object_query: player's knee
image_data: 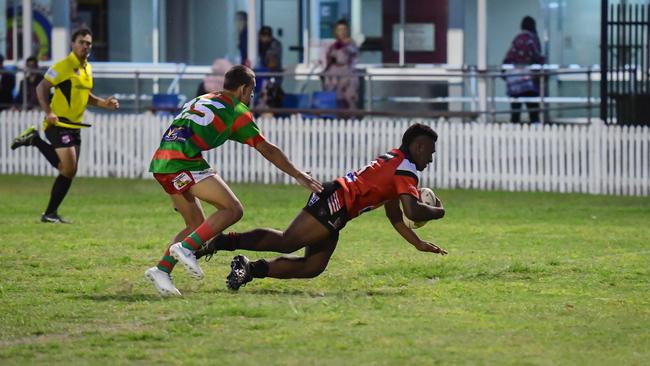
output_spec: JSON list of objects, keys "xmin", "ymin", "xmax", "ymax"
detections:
[
  {"xmin": 303, "ymin": 261, "xmax": 328, "ymax": 278},
  {"xmin": 229, "ymin": 201, "xmax": 244, "ymax": 222},
  {"xmin": 303, "ymin": 267, "xmax": 325, "ymax": 278},
  {"xmin": 218, "ymin": 200, "xmax": 243, "ymax": 225},
  {"xmin": 187, "ymin": 217, "xmax": 204, "ymax": 230},
  {"xmin": 59, "ymin": 165, "xmax": 77, "ymax": 178},
  {"xmin": 278, "ymin": 233, "xmax": 302, "ymax": 253},
  {"xmin": 278, "ymin": 244, "xmax": 300, "ymax": 254}
]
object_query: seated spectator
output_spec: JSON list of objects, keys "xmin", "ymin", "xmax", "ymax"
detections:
[
  {"xmin": 196, "ymin": 58, "xmax": 233, "ymax": 97},
  {"xmin": 0, "ymin": 54, "xmax": 16, "ymax": 111},
  {"xmin": 255, "ymin": 55, "xmax": 284, "ymax": 108},
  {"xmin": 16, "ymin": 56, "xmax": 43, "ymax": 109},
  {"xmin": 255, "ymin": 26, "xmax": 284, "ymax": 109}
]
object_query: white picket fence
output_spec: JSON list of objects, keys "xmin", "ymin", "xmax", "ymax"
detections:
[{"xmin": 1, "ymin": 110, "xmax": 649, "ymax": 196}]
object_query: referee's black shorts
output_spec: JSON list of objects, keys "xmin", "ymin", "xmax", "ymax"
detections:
[{"xmin": 45, "ymin": 126, "xmax": 81, "ymax": 148}]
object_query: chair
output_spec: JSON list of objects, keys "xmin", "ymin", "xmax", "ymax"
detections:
[
  {"xmin": 282, "ymin": 93, "xmax": 309, "ymax": 109},
  {"xmin": 310, "ymin": 91, "xmax": 337, "ymax": 118},
  {"xmin": 152, "ymin": 94, "xmax": 180, "ymax": 114},
  {"xmin": 311, "ymin": 91, "xmax": 337, "ymax": 109}
]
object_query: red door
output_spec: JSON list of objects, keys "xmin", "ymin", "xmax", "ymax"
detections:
[{"xmin": 382, "ymin": 0, "xmax": 448, "ymax": 64}]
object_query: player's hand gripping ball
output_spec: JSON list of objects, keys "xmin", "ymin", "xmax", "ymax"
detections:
[{"xmin": 402, "ymin": 187, "xmax": 437, "ymax": 229}]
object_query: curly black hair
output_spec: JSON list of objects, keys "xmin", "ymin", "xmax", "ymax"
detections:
[{"xmin": 401, "ymin": 123, "xmax": 438, "ymax": 147}]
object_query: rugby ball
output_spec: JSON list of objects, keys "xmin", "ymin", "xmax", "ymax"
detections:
[{"xmin": 402, "ymin": 188, "xmax": 437, "ymax": 229}]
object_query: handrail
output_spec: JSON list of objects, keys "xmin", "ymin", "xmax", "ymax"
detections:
[
  {"xmin": 252, "ymin": 104, "xmax": 596, "ymax": 120},
  {"xmin": 2, "ymin": 63, "xmax": 632, "ymax": 79},
  {"xmin": 0, "ymin": 64, "xmax": 615, "ymax": 123},
  {"xmin": 166, "ymin": 63, "xmax": 187, "ymax": 94}
]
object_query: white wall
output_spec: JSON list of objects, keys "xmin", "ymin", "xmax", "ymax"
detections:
[
  {"xmin": 361, "ymin": 0, "xmax": 382, "ymax": 36},
  {"xmin": 463, "ymin": 0, "xmax": 601, "ymax": 67},
  {"xmin": 108, "ymin": 0, "xmax": 131, "ymax": 61},
  {"xmin": 188, "ymin": 0, "xmax": 236, "ymax": 64},
  {"xmin": 130, "ymin": 0, "xmax": 154, "ymax": 62},
  {"xmin": 0, "ymin": 0, "xmax": 607, "ymax": 67},
  {"xmin": 464, "ymin": 0, "xmax": 542, "ymax": 66},
  {"xmin": 263, "ymin": 0, "xmax": 300, "ymax": 65},
  {"xmin": 0, "ymin": 0, "xmax": 6, "ymax": 58},
  {"xmin": 559, "ymin": 0, "xmax": 601, "ymax": 65}
]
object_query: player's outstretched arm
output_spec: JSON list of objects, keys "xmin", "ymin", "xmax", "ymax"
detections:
[
  {"xmin": 255, "ymin": 140, "xmax": 323, "ymax": 193},
  {"xmin": 88, "ymin": 93, "xmax": 120, "ymax": 110},
  {"xmin": 400, "ymin": 194, "xmax": 445, "ymax": 223},
  {"xmin": 384, "ymin": 199, "xmax": 447, "ymax": 255}
]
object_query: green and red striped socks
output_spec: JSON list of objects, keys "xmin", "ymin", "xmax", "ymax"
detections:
[
  {"xmin": 180, "ymin": 221, "xmax": 217, "ymax": 251},
  {"xmin": 157, "ymin": 246, "xmax": 177, "ymax": 273},
  {"xmin": 156, "ymin": 221, "xmax": 217, "ymax": 274}
]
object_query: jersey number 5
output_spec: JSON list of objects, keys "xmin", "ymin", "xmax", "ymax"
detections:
[{"xmin": 177, "ymin": 98, "xmax": 226, "ymax": 126}]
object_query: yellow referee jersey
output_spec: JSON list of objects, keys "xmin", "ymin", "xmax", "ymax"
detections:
[{"xmin": 43, "ymin": 52, "xmax": 93, "ymax": 129}]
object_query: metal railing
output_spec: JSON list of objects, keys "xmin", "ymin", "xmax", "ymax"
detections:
[
  {"xmin": 1, "ymin": 63, "xmax": 604, "ymax": 122},
  {"xmin": 253, "ymin": 65, "xmax": 601, "ymax": 123}
]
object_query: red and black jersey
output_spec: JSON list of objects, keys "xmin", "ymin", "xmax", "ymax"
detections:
[{"xmin": 335, "ymin": 147, "xmax": 420, "ymax": 219}]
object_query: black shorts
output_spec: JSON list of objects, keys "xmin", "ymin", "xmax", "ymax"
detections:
[
  {"xmin": 45, "ymin": 126, "xmax": 82, "ymax": 148},
  {"xmin": 303, "ymin": 181, "xmax": 349, "ymax": 238}
]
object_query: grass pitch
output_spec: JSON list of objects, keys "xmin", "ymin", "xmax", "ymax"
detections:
[{"xmin": 0, "ymin": 175, "xmax": 649, "ymax": 365}]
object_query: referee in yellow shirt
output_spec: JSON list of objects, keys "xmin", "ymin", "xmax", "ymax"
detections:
[{"xmin": 10, "ymin": 28, "xmax": 119, "ymax": 223}]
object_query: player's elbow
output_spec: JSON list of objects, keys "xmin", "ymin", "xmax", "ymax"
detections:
[
  {"xmin": 434, "ymin": 208, "xmax": 445, "ymax": 219},
  {"xmin": 255, "ymin": 140, "xmax": 276, "ymax": 157},
  {"xmin": 402, "ymin": 206, "xmax": 419, "ymax": 222},
  {"xmin": 385, "ymin": 209, "xmax": 401, "ymax": 223},
  {"xmin": 36, "ymin": 82, "xmax": 48, "ymax": 100}
]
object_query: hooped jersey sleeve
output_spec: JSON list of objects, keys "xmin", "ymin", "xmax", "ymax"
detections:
[{"xmin": 229, "ymin": 111, "xmax": 266, "ymax": 147}]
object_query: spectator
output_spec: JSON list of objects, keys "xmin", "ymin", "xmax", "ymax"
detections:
[
  {"xmin": 196, "ymin": 58, "xmax": 233, "ymax": 97},
  {"xmin": 322, "ymin": 19, "xmax": 359, "ymax": 110},
  {"xmin": 503, "ymin": 16, "xmax": 545, "ymax": 123},
  {"xmin": 0, "ymin": 54, "xmax": 16, "ymax": 111},
  {"xmin": 258, "ymin": 26, "xmax": 282, "ymax": 72},
  {"xmin": 236, "ymin": 11, "xmax": 248, "ymax": 66},
  {"xmin": 255, "ymin": 26, "xmax": 284, "ymax": 109},
  {"xmin": 16, "ymin": 56, "xmax": 43, "ymax": 109},
  {"xmin": 255, "ymin": 76, "xmax": 284, "ymax": 110}
]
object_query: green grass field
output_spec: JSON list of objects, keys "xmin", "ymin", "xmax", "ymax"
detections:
[{"xmin": 0, "ymin": 175, "xmax": 649, "ymax": 365}]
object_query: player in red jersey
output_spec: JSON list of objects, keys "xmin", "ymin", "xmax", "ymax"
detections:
[{"xmin": 194, "ymin": 123, "xmax": 447, "ymax": 290}]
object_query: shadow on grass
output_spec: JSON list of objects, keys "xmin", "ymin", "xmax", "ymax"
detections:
[
  {"xmin": 367, "ymin": 261, "xmax": 550, "ymax": 282},
  {"xmin": 237, "ymin": 287, "xmax": 406, "ymax": 298},
  {"xmin": 240, "ymin": 288, "xmax": 325, "ymax": 296},
  {"xmin": 72, "ymin": 293, "xmax": 163, "ymax": 302}
]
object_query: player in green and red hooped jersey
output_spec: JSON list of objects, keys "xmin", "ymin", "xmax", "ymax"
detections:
[{"xmin": 144, "ymin": 65, "xmax": 323, "ymax": 296}]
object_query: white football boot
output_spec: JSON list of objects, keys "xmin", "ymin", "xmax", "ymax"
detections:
[
  {"xmin": 169, "ymin": 242, "xmax": 204, "ymax": 280},
  {"xmin": 144, "ymin": 267, "xmax": 182, "ymax": 297}
]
